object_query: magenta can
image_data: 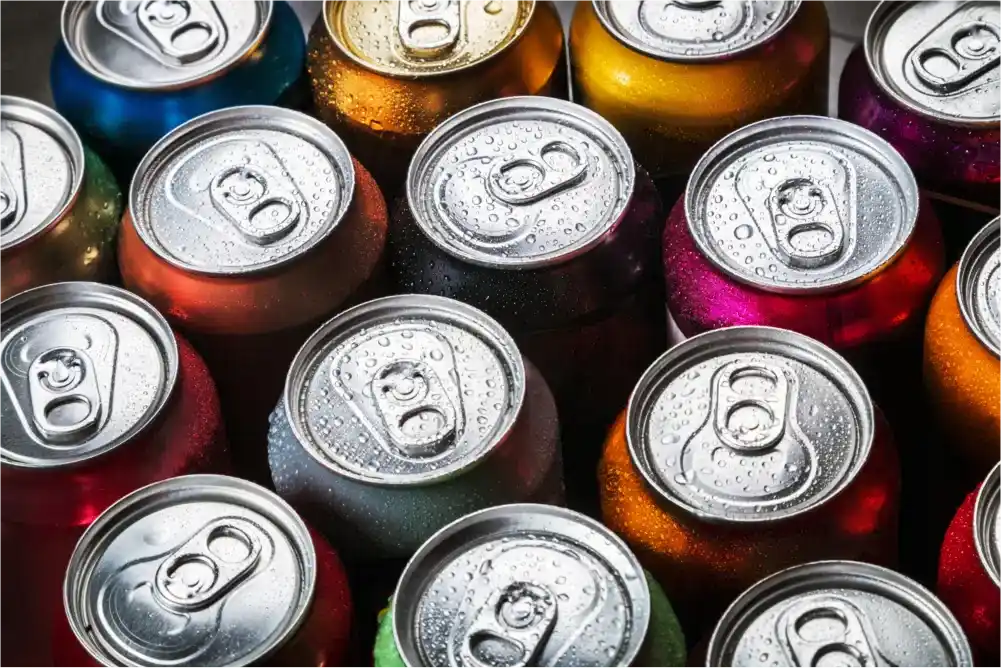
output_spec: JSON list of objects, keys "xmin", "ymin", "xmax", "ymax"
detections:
[{"xmin": 839, "ymin": 1, "xmax": 1000, "ymax": 214}]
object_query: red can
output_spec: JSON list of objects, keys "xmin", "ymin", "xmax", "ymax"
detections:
[
  {"xmin": 938, "ymin": 462, "xmax": 1000, "ymax": 666},
  {"xmin": 0, "ymin": 282, "xmax": 226, "ymax": 666},
  {"xmin": 55, "ymin": 475, "xmax": 352, "ymax": 667}
]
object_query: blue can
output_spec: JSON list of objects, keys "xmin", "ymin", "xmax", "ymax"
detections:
[{"xmin": 52, "ymin": 1, "xmax": 306, "ymax": 182}]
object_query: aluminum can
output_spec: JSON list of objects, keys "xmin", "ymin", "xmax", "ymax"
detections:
[
  {"xmin": 378, "ymin": 504, "xmax": 686, "ymax": 667},
  {"xmin": 52, "ymin": 1, "xmax": 307, "ymax": 181},
  {"xmin": 1, "ymin": 96, "xmax": 122, "ymax": 300},
  {"xmin": 0, "ymin": 282, "xmax": 226, "ymax": 666},
  {"xmin": 119, "ymin": 105, "xmax": 388, "ymax": 485},
  {"xmin": 307, "ymin": 0, "xmax": 567, "ymax": 193},
  {"xmin": 707, "ymin": 561, "xmax": 973, "ymax": 666},
  {"xmin": 938, "ymin": 463, "xmax": 1001, "ymax": 665},
  {"xmin": 570, "ymin": 1, "xmax": 829, "ymax": 186},
  {"xmin": 839, "ymin": 1, "xmax": 1000, "ymax": 219},
  {"xmin": 267, "ymin": 295, "xmax": 562, "ymax": 561},
  {"xmin": 599, "ymin": 326, "xmax": 900, "ymax": 636},
  {"xmin": 390, "ymin": 96, "xmax": 665, "ymax": 510},
  {"xmin": 54, "ymin": 474, "xmax": 352, "ymax": 667}
]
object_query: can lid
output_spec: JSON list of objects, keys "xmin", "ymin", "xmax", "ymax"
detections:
[
  {"xmin": 60, "ymin": 0, "xmax": 273, "ymax": 90},
  {"xmin": 0, "ymin": 96, "xmax": 84, "ymax": 250},
  {"xmin": 1, "ymin": 282, "xmax": 179, "ymax": 469},
  {"xmin": 325, "ymin": 0, "xmax": 535, "ymax": 78},
  {"xmin": 957, "ymin": 217, "xmax": 1000, "ymax": 356},
  {"xmin": 131, "ymin": 106, "xmax": 355, "ymax": 276},
  {"xmin": 283, "ymin": 294, "xmax": 525, "ymax": 486},
  {"xmin": 407, "ymin": 96, "xmax": 635, "ymax": 269},
  {"xmin": 975, "ymin": 462, "xmax": 1001, "ymax": 588},
  {"xmin": 627, "ymin": 326, "xmax": 874, "ymax": 524},
  {"xmin": 393, "ymin": 504, "xmax": 650, "ymax": 667},
  {"xmin": 686, "ymin": 116, "xmax": 918, "ymax": 294},
  {"xmin": 707, "ymin": 560, "xmax": 974, "ymax": 666},
  {"xmin": 63, "ymin": 474, "xmax": 316, "ymax": 666},
  {"xmin": 865, "ymin": 1, "xmax": 1000, "ymax": 127},
  {"xmin": 592, "ymin": 0, "xmax": 800, "ymax": 62}
]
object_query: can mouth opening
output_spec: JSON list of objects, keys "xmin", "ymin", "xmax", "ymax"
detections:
[
  {"xmin": 974, "ymin": 462, "xmax": 1001, "ymax": 587},
  {"xmin": 625, "ymin": 325, "xmax": 876, "ymax": 526},
  {"xmin": 956, "ymin": 217, "xmax": 1000, "ymax": 357}
]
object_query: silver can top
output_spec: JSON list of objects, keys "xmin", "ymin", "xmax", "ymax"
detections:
[
  {"xmin": 707, "ymin": 561, "xmax": 974, "ymax": 666},
  {"xmin": 975, "ymin": 462, "xmax": 1000, "ymax": 588},
  {"xmin": 0, "ymin": 96, "xmax": 84, "ymax": 250},
  {"xmin": 686, "ymin": 116, "xmax": 918, "ymax": 294},
  {"xmin": 393, "ymin": 504, "xmax": 650, "ymax": 667},
  {"xmin": 957, "ymin": 217, "xmax": 1000, "ymax": 356},
  {"xmin": 592, "ymin": 0, "xmax": 800, "ymax": 62},
  {"xmin": 131, "ymin": 106, "xmax": 355, "ymax": 276},
  {"xmin": 865, "ymin": 1, "xmax": 1000, "ymax": 127},
  {"xmin": 283, "ymin": 295, "xmax": 525, "ymax": 486},
  {"xmin": 627, "ymin": 326, "xmax": 874, "ymax": 524},
  {"xmin": 61, "ymin": 1, "xmax": 273, "ymax": 90},
  {"xmin": 1, "ymin": 283, "xmax": 178, "ymax": 468},
  {"xmin": 407, "ymin": 96, "xmax": 635, "ymax": 269},
  {"xmin": 63, "ymin": 475, "xmax": 316, "ymax": 666}
]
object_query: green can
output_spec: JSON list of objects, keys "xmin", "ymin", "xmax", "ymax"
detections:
[
  {"xmin": 374, "ymin": 504, "xmax": 686, "ymax": 667},
  {"xmin": 1, "ymin": 96, "xmax": 122, "ymax": 300}
]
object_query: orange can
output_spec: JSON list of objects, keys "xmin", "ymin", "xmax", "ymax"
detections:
[
  {"xmin": 599, "ymin": 327, "xmax": 899, "ymax": 636},
  {"xmin": 119, "ymin": 106, "xmax": 388, "ymax": 485},
  {"xmin": 570, "ymin": 1, "xmax": 829, "ymax": 183}
]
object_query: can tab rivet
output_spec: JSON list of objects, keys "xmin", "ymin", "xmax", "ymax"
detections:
[
  {"xmin": 210, "ymin": 166, "xmax": 302, "ymax": 245},
  {"xmin": 398, "ymin": 0, "xmax": 462, "ymax": 58},
  {"xmin": 779, "ymin": 595, "xmax": 891, "ymax": 667},
  {"xmin": 0, "ymin": 124, "xmax": 25, "ymax": 232},
  {"xmin": 98, "ymin": 0, "xmax": 224, "ymax": 66},
  {"xmin": 487, "ymin": 140, "xmax": 589, "ymax": 206},
  {"xmin": 712, "ymin": 362, "xmax": 789, "ymax": 453},
  {"xmin": 154, "ymin": 519, "xmax": 262, "ymax": 612},
  {"xmin": 460, "ymin": 582, "xmax": 558, "ymax": 667},
  {"xmin": 29, "ymin": 348, "xmax": 103, "ymax": 443},
  {"xmin": 372, "ymin": 360, "xmax": 458, "ymax": 458},
  {"xmin": 768, "ymin": 178, "xmax": 845, "ymax": 269},
  {"xmin": 910, "ymin": 16, "xmax": 1000, "ymax": 94}
]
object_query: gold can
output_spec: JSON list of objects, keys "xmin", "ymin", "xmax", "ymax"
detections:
[
  {"xmin": 307, "ymin": 0, "xmax": 566, "ymax": 192},
  {"xmin": 570, "ymin": 1, "xmax": 829, "ymax": 182}
]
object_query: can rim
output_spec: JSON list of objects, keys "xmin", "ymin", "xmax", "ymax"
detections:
[
  {"xmin": 706, "ymin": 560, "xmax": 974, "ymax": 666},
  {"xmin": 625, "ymin": 325, "xmax": 875, "ymax": 526},
  {"xmin": 406, "ymin": 95, "xmax": 636, "ymax": 270},
  {"xmin": 62, "ymin": 474, "xmax": 317, "ymax": 667},
  {"xmin": 589, "ymin": 0, "xmax": 802, "ymax": 63},
  {"xmin": 129, "ymin": 104, "xmax": 357, "ymax": 277},
  {"xmin": 60, "ymin": 0, "xmax": 274, "ymax": 91},
  {"xmin": 974, "ymin": 462, "xmax": 1001, "ymax": 588},
  {"xmin": 282, "ymin": 293, "xmax": 528, "ymax": 488},
  {"xmin": 0, "ymin": 96, "xmax": 86, "ymax": 253},
  {"xmin": 684, "ymin": 115, "xmax": 920, "ymax": 295},
  {"xmin": 391, "ymin": 502, "xmax": 651, "ymax": 667},
  {"xmin": 322, "ymin": 0, "xmax": 537, "ymax": 79},
  {"xmin": 955, "ymin": 216, "xmax": 1000, "ymax": 357},
  {"xmin": 864, "ymin": 0, "xmax": 1001, "ymax": 129},
  {"xmin": 0, "ymin": 281, "xmax": 180, "ymax": 470}
]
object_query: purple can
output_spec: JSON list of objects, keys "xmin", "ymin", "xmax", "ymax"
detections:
[{"xmin": 839, "ymin": 1, "xmax": 999, "ymax": 211}]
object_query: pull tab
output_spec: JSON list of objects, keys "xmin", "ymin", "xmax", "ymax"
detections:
[
  {"xmin": 371, "ymin": 360, "xmax": 458, "ymax": 458},
  {"xmin": 137, "ymin": 0, "xmax": 221, "ymax": 64},
  {"xmin": 210, "ymin": 166, "xmax": 301, "ymax": 245},
  {"xmin": 487, "ymin": 140, "xmax": 589, "ymax": 206},
  {"xmin": 779, "ymin": 595, "xmax": 892, "ymax": 667},
  {"xmin": 910, "ymin": 16, "xmax": 1000, "ymax": 94},
  {"xmin": 672, "ymin": 0, "xmax": 723, "ymax": 9},
  {"xmin": 28, "ymin": 348, "xmax": 103, "ymax": 444},
  {"xmin": 154, "ymin": 519, "xmax": 262, "ymax": 612},
  {"xmin": 712, "ymin": 362, "xmax": 790, "ymax": 453},
  {"xmin": 0, "ymin": 124, "xmax": 26, "ymax": 233},
  {"xmin": 398, "ymin": 0, "xmax": 461, "ymax": 58},
  {"xmin": 460, "ymin": 582, "xmax": 558, "ymax": 667},
  {"xmin": 767, "ymin": 178, "xmax": 845, "ymax": 269}
]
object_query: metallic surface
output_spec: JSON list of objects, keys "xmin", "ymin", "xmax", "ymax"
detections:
[
  {"xmin": 975, "ymin": 463, "xmax": 1001, "ymax": 587},
  {"xmin": 708, "ymin": 560, "xmax": 973, "ymax": 666},
  {"xmin": 570, "ymin": 0, "xmax": 829, "ymax": 179},
  {"xmin": 63, "ymin": 475, "xmax": 315, "ymax": 667},
  {"xmin": 956, "ymin": 216, "xmax": 1000, "ymax": 354},
  {"xmin": 268, "ymin": 295, "xmax": 561, "ymax": 559},
  {"xmin": 392, "ymin": 504, "xmax": 649, "ymax": 667}
]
